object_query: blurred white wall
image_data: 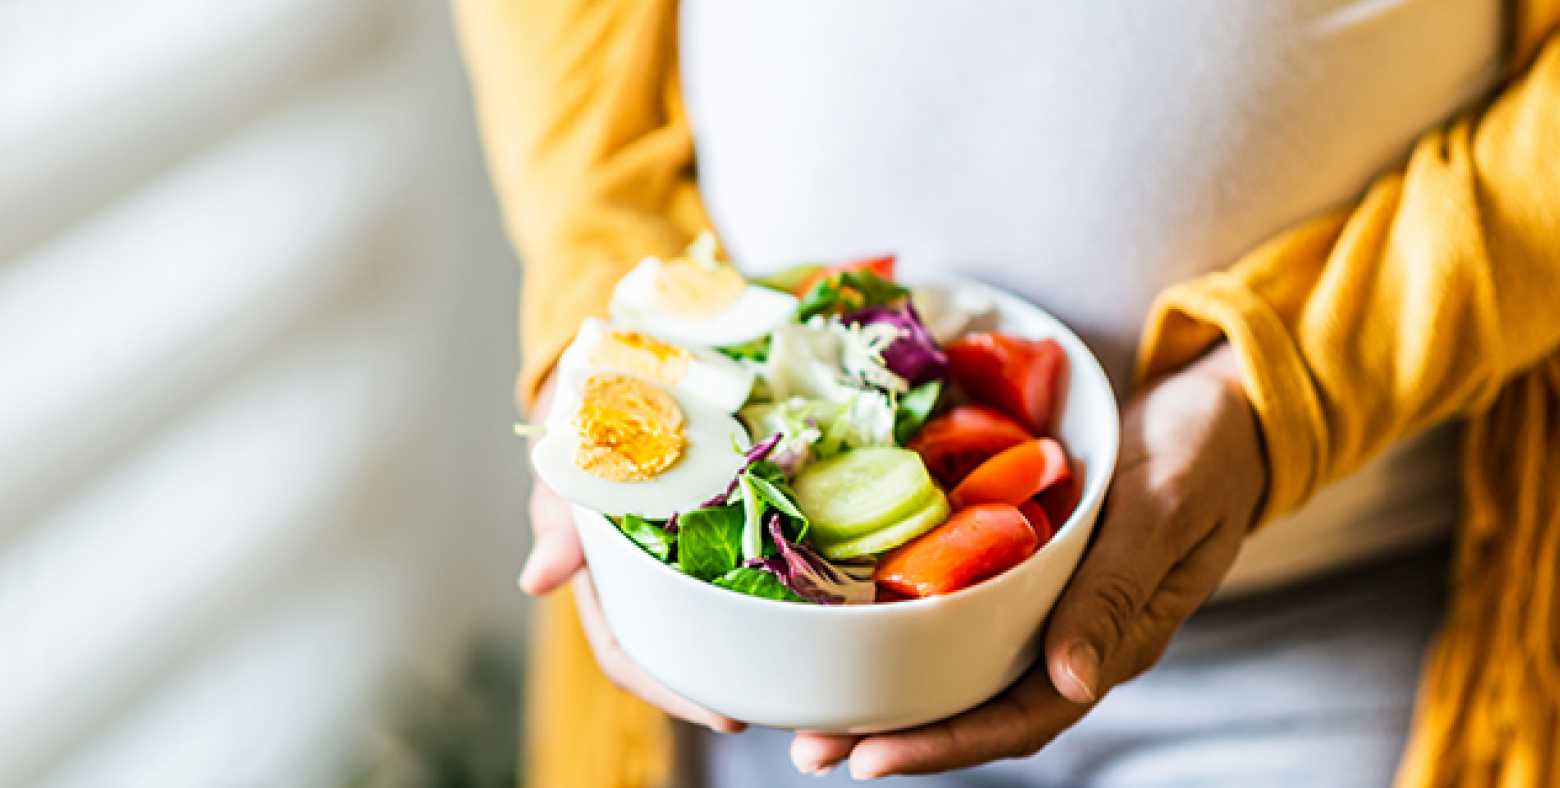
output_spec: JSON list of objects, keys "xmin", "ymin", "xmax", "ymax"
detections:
[{"xmin": 0, "ymin": 1, "xmax": 532, "ymax": 785}]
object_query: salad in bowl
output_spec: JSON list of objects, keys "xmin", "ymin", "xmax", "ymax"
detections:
[{"xmin": 528, "ymin": 233, "xmax": 1084, "ymax": 605}]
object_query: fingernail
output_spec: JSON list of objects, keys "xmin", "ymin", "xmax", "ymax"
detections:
[
  {"xmin": 517, "ymin": 560, "xmax": 543, "ymax": 594},
  {"xmin": 790, "ymin": 741, "xmax": 830, "ymax": 774},
  {"xmin": 849, "ymin": 762, "xmax": 880, "ymax": 781},
  {"xmin": 1060, "ymin": 641, "xmax": 1100, "ymax": 703}
]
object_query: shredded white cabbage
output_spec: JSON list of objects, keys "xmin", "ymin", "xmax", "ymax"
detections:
[{"xmin": 821, "ymin": 316, "xmax": 909, "ymax": 394}]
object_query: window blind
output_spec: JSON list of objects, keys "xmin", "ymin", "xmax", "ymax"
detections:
[{"xmin": 0, "ymin": 2, "xmax": 530, "ymax": 785}]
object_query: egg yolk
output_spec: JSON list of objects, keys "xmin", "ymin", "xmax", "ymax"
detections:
[
  {"xmin": 573, "ymin": 373, "xmax": 686, "ymax": 482},
  {"xmin": 653, "ymin": 259, "xmax": 745, "ymax": 319},
  {"xmin": 589, "ymin": 330, "xmax": 691, "ymax": 385}
]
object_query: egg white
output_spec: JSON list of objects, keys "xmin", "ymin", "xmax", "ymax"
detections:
[
  {"xmin": 533, "ymin": 372, "xmax": 752, "ymax": 519},
  {"xmin": 558, "ymin": 318, "xmax": 755, "ymax": 413},
  {"xmin": 609, "ymin": 257, "xmax": 799, "ymax": 348}
]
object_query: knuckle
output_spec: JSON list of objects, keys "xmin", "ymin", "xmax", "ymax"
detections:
[
  {"xmin": 1088, "ymin": 570, "xmax": 1148, "ymax": 646},
  {"xmin": 1148, "ymin": 478, "xmax": 1195, "ymax": 524},
  {"xmin": 1126, "ymin": 632, "xmax": 1173, "ymax": 679},
  {"xmin": 1140, "ymin": 486, "xmax": 1210, "ymax": 557},
  {"xmin": 528, "ymin": 496, "xmax": 552, "ymax": 524},
  {"xmin": 1013, "ymin": 716, "xmax": 1063, "ymax": 760},
  {"xmin": 1152, "ymin": 464, "xmax": 1197, "ymax": 498},
  {"xmin": 530, "ymin": 501, "xmax": 570, "ymax": 537},
  {"xmin": 990, "ymin": 697, "xmax": 1048, "ymax": 760},
  {"xmin": 1014, "ymin": 727, "xmax": 1053, "ymax": 760}
]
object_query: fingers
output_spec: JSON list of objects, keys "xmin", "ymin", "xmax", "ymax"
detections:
[
  {"xmin": 1044, "ymin": 466, "xmax": 1254, "ymax": 703},
  {"xmin": 1119, "ymin": 516, "xmax": 1247, "ymax": 672},
  {"xmin": 572, "ymin": 574, "xmax": 747, "ymax": 734},
  {"xmin": 844, "ymin": 670, "xmax": 1089, "ymax": 779},
  {"xmin": 823, "ymin": 355, "xmax": 1265, "ymax": 779},
  {"xmin": 789, "ymin": 733, "xmax": 859, "ymax": 775},
  {"xmin": 518, "ymin": 481, "xmax": 584, "ymax": 595},
  {"xmin": 826, "ymin": 528, "xmax": 1242, "ymax": 781},
  {"xmin": 1043, "ymin": 356, "xmax": 1265, "ymax": 701},
  {"xmin": 835, "ymin": 533, "xmax": 1241, "ymax": 780},
  {"xmin": 1042, "ymin": 484, "xmax": 1188, "ymax": 703},
  {"xmin": 519, "ymin": 377, "xmax": 581, "ymax": 595}
]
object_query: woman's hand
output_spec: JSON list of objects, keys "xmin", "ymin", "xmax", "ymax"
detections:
[
  {"xmin": 520, "ymin": 379, "xmax": 746, "ymax": 734},
  {"xmin": 790, "ymin": 344, "xmax": 1267, "ymax": 778}
]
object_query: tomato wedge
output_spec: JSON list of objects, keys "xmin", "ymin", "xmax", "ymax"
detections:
[
  {"xmin": 1033, "ymin": 459, "xmax": 1084, "ymax": 531},
  {"xmin": 875, "ymin": 504, "xmax": 1038, "ymax": 597},
  {"xmin": 946, "ymin": 333, "xmax": 1067, "ymax": 435},
  {"xmin": 949, "ymin": 438, "xmax": 1072, "ymax": 510},
  {"xmin": 1017, "ymin": 500, "xmax": 1057, "ymax": 547},
  {"xmin": 907, "ymin": 405, "xmax": 1033, "ymax": 487},
  {"xmin": 790, "ymin": 254, "xmax": 896, "ymax": 297}
]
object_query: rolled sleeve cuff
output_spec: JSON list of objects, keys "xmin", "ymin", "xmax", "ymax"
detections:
[{"xmin": 1135, "ymin": 271, "xmax": 1329, "ymax": 525}]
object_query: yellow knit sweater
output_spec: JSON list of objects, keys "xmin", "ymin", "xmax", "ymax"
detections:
[{"xmin": 452, "ymin": 2, "xmax": 1560, "ymax": 785}]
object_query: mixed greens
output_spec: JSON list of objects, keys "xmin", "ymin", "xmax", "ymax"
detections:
[{"xmin": 532, "ymin": 239, "xmax": 1081, "ymax": 605}]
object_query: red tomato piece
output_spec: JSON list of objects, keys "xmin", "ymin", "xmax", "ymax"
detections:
[
  {"xmin": 1034, "ymin": 459, "xmax": 1085, "ymax": 530},
  {"xmin": 949, "ymin": 438, "xmax": 1072, "ymax": 510},
  {"xmin": 946, "ymin": 333, "xmax": 1068, "ymax": 435},
  {"xmin": 874, "ymin": 585, "xmax": 914, "ymax": 604},
  {"xmin": 844, "ymin": 254, "xmax": 895, "ymax": 280},
  {"xmin": 1017, "ymin": 500, "xmax": 1057, "ymax": 547},
  {"xmin": 790, "ymin": 254, "xmax": 897, "ymax": 296},
  {"xmin": 875, "ymin": 504, "xmax": 1039, "ymax": 598},
  {"xmin": 907, "ymin": 405, "xmax": 1033, "ymax": 487}
]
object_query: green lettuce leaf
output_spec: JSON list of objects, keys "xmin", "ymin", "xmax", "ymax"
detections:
[
  {"xmin": 893, "ymin": 379, "xmax": 943, "ymax": 445},
  {"xmin": 676, "ymin": 505, "xmax": 745, "ymax": 580},
  {"xmin": 796, "ymin": 270, "xmax": 909, "ymax": 322},
  {"xmin": 713, "ymin": 567, "xmax": 807, "ymax": 602},
  {"xmin": 753, "ymin": 262, "xmax": 824, "ymax": 294},
  {"xmin": 744, "ymin": 468, "xmax": 810, "ymax": 543},
  {"xmin": 714, "ymin": 335, "xmax": 771, "ymax": 364},
  {"xmin": 614, "ymin": 514, "xmax": 674, "ymax": 562}
]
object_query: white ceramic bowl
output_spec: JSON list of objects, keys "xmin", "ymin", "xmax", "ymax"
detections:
[{"xmin": 571, "ymin": 278, "xmax": 1120, "ymax": 733}]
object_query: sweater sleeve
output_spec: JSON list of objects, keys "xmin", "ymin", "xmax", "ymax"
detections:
[
  {"xmin": 452, "ymin": 0, "xmax": 709, "ymax": 410},
  {"xmin": 1137, "ymin": 31, "xmax": 1560, "ymax": 524}
]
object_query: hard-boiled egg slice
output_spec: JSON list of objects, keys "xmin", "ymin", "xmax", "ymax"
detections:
[
  {"xmin": 557, "ymin": 318, "xmax": 754, "ymax": 413},
  {"xmin": 533, "ymin": 371, "xmax": 751, "ymax": 519},
  {"xmin": 610, "ymin": 256, "xmax": 798, "ymax": 348}
]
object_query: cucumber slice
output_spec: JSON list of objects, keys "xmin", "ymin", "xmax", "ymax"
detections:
[
  {"xmin": 814, "ymin": 489, "xmax": 950, "ymax": 560},
  {"xmin": 794, "ymin": 447, "xmax": 937, "ymax": 541}
]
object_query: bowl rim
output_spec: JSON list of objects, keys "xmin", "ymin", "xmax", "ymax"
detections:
[{"xmin": 569, "ymin": 275, "xmax": 1121, "ymax": 616}]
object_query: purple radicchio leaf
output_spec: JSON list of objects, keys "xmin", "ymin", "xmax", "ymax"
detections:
[
  {"xmin": 701, "ymin": 432, "xmax": 783, "ymax": 508},
  {"xmin": 662, "ymin": 512, "xmax": 679, "ymax": 534},
  {"xmin": 843, "ymin": 302, "xmax": 948, "ymax": 385},
  {"xmin": 743, "ymin": 554, "xmax": 788, "ymax": 574},
  {"xmin": 758, "ymin": 513, "xmax": 876, "ymax": 605}
]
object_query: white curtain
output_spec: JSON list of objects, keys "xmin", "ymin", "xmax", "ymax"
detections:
[{"xmin": 0, "ymin": 1, "xmax": 530, "ymax": 785}]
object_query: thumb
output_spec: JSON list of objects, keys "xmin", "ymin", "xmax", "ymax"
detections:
[
  {"xmin": 1042, "ymin": 504, "xmax": 1175, "ymax": 704},
  {"xmin": 518, "ymin": 482, "xmax": 585, "ymax": 594}
]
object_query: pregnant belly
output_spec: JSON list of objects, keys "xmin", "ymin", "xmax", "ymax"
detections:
[
  {"xmin": 681, "ymin": 0, "xmax": 1500, "ymax": 391},
  {"xmin": 679, "ymin": 0, "xmax": 1499, "ymax": 591}
]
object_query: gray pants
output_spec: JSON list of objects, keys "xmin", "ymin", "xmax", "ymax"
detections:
[{"xmin": 691, "ymin": 544, "xmax": 1449, "ymax": 788}]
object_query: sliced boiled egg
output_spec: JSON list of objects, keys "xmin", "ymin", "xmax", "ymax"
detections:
[
  {"xmin": 557, "ymin": 318, "xmax": 754, "ymax": 413},
  {"xmin": 610, "ymin": 256, "xmax": 798, "ymax": 348},
  {"xmin": 532, "ymin": 371, "xmax": 750, "ymax": 519}
]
